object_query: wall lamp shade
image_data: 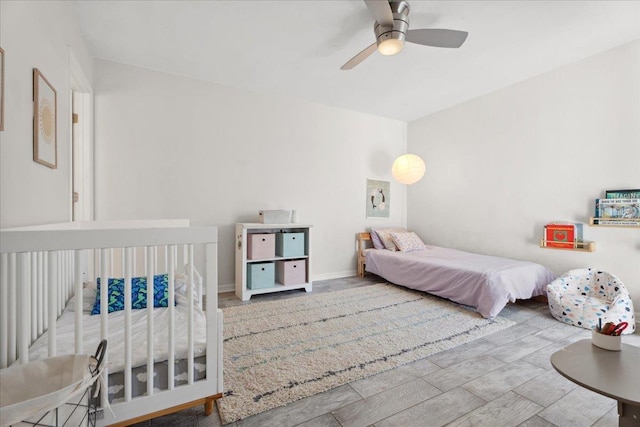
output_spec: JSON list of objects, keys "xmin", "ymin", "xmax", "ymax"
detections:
[{"xmin": 392, "ymin": 154, "xmax": 425, "ymax": 185}]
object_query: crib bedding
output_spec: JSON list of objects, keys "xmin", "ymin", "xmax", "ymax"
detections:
[
  {"xmin": 27, "ymin": 293, "xmax": 207, "ymax": 373},
  {"xmin": 365, "ymin": 246, "xmax": 556, "ymax": 318}
]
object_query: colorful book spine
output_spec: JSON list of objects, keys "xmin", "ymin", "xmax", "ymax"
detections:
[
  {"xmin": 594, "ymin": 219, "xmax": 640, "ymax": 226},
  {"xmin": 605, "ymin": 189, "xmax": 640, "ymax": 199}
]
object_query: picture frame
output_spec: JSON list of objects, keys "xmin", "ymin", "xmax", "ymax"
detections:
[
  {"xmin": 33, "ymin": 68, "xmax": 57, "ymax": 169},
  {"xmin": 0, "ymin": 47, "xmax": 4, "ymax": 131},
  {"xmin": 366, "ymin": 179, "xmax": 390, "ymax": 219}
]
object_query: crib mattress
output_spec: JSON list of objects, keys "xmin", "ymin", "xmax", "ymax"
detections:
[{"xmin": 27, "ymin": 293, "xmax": 207, "ymax": 374}]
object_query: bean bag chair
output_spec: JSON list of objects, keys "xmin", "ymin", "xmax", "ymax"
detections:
[{"xmin": 546, "ymin": 268, "xmax": 635, "ymax": 334}]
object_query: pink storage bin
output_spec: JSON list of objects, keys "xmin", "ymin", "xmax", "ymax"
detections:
[
  {"xmin": 276, "ymin": 260, "xmax": 307, "ymax": 285},
  {"xmin": 247, "ymin": 233, "xmax": 276, "ymax": 260}
]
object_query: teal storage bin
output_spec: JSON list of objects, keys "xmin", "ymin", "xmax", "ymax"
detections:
[
  {"xmin": 247, "ymin": 262, "xmax": 275, "ymax": 289},
  {"xmin": 276, "ymin": 232, "xmax": 305, "ymax": 257}
]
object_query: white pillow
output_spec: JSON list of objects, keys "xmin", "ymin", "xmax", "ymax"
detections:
[
  {"xmin": 375, "ymin": 228, "xmax": 407, "ymax": 251},
  {"xmin": 67, "ymin": 287, "xmax": 98, "ymax": 313},
  {"xmin": 175, "ymin": 266, "xmax": 203, "ymax": 306},
  {"xmin": 390, "ymin": 231, "xmax": 426, "ymax": 252}
]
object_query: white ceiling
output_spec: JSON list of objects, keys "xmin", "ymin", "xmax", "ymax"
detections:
[{"xmin": 72, "ymin": 1, "xmax": 640, "ymax": 122}]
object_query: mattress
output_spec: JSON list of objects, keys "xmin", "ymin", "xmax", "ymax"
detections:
[{"xmin": 365, "ymin": 246, "xmax": 556, "ymax": 318}]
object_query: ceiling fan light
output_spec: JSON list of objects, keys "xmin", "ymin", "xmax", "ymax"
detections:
[{"xmin": 378, "ymin": 38, "xmax": 404, "ymax": 56}]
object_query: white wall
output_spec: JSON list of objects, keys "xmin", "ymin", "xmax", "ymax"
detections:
[
  {"xmin": 408, "ymin": 40, "xmax": 640, "ymax": 313},
  {"xmin": 0, "ymin": 1, "xmax": 93, "ymax": 228},
  {"xmin": 93, "ymin": 60, "xmax": 406, "ymax": 290}
]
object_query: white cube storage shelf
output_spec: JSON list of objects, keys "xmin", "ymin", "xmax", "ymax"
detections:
[{"xmin": 236, "ymin": 223, "xmax": 313, "ymax": 301}]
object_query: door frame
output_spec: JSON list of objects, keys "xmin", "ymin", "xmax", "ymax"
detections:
[{"xmin": 69, "ymin": 49, "xmax": 94, "ymax": 221}]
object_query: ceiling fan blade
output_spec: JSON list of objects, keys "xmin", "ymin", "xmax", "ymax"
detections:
[
  {"xmin": 341, "ymin": 43, "xmax": 377, "ymax": 70},
  {"xmin": 406, "ymin": 29, "xmax": 468, "ymax": 48},
  {"xmin": 364, "ymin": 0, "xmax": 394, "ymax": 27}
]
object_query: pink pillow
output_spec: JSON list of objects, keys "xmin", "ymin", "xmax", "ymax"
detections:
[
  {"xmin": 390, "ymin": 232, "xmax": 426, "ymax": 252},
  {"xmin": 369, "ymin": 229, "xmax": 385, "ymax": 250},
  {"xmin": 375, "ymin": 228, "xmax": 407, "ymax": 251}
]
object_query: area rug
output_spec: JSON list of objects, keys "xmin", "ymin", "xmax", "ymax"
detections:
[{"xmin": 217, "ymin": 283, "xmax": 515, "ymax": 424}]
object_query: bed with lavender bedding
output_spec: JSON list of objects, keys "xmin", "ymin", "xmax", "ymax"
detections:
[{"xmin": 363, "ymin": 244, "xmax": 556, "ymax": 319}]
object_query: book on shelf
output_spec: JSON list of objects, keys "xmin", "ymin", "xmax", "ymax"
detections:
[
  {"xmin": 594, "ymin": 198, "xmax": 640, "ymax": 219},
  {"xmin": 544, "ymin": 222, "xmax": 583, "ymax": 248},
  {"xmin": 605, "ymin": 189, "xmax": 640, "ymax": 199},
  {"xmin": 593, "ymin": 219, "xmax": 640, "ymax": 226}
]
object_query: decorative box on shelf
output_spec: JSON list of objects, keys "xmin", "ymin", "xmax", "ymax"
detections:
[{"xmin": 540, "ymin": 222, "xmax": 593, "ymax": 251}]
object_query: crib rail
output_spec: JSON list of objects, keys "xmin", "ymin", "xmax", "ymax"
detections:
[{"xmin": 0, "ymin": 222, "xmax": 221, "ymax": 425}]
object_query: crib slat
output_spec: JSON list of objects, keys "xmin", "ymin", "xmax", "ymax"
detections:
[
  {"xmin": 8, "ymin": 253, "xmax": 17, "ymax": 365},
  {"xmin": 168, "ymin": 246, "xmax": 176, "ymax": 390},
  {"xmin": 74, "ymin": 250, "xmax": 83, "ymax": 354},
  {"xmin": 37, "ymin": 253, "xmax": 44, "ymax": 336},
  {"xmin": 100, "ymin": 248, "xmax": 109, "ymax": 410},
  {"xmin": 17, "ymin": 253, "xmax": 30, "ymax": 364},
  {"xmin": 124, "ymin": 247, "xmax": 133, "ymax": 402},
  {"xmin": 47, "ymin": 251, "xmax": 57, "ymax": 357},
  {"xmin": 30, "ymin": 252, "xmax": 37, "ymax": 343},
  {"xmin": 187, "ymin": 246, "xmax": 194, "ymax": 385},
  {"xmin": 146, "ymin": 246, "xmax": 155, "ymax": 396},
  {"xmin": 0, "ymin": 253, "xmax": 9, "ymax": 368}
]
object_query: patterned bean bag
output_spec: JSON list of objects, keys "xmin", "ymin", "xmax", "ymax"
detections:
[{"xmin": 546, "ymin": 269, "xmax": 635, "ymax": 334}]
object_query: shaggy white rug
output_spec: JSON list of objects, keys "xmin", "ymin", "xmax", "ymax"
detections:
[{"xmin": 217, "ymin": 283, "xmax": 514, "ymax": 424}]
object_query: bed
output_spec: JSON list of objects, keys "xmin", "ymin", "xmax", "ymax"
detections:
[
  {"xmin": 357, "ymin": 231, "xmax": 556, "ymax": 318},
  {"xmin": 0, "ymin": 220, "xmax": 223, "ymax": 426}
]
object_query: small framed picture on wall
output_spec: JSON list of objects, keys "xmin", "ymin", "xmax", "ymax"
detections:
[
  {"xmin": 366, "ymin": 179, "xmax": 390, "ymax": 219},
  {"xmin": 33, "ymin": 68, "xmax": 57, "ymax": 169}
]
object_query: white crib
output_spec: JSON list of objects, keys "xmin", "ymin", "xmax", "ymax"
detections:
[{"xmin": 0, "ymin": 220, "xmax": 223, "ymax": 426}]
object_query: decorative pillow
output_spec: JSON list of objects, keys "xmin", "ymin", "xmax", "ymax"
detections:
[
  {"xmin": 390, "ymin": 231, "xmax": 426, "ymax": 252},
  {"xmin": 375, "ymin": 227, "xmax": 407, "ymax": 251},
  {"xmin": 91, "ymin": 274, "xmax": 171, "ymax": 315},
  {"xmin": 369, "ymin": 229, "xmax": 385, "ymax": 250}
]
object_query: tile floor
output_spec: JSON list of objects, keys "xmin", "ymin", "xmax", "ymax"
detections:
[{"xmin": 135, "ymin": 275, "xmax": 639, "ymax": 427}]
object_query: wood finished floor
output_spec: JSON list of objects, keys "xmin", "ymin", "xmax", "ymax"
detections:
[{"xmin": 136, "ymin": 275, "xmax": 640, "ymax": 427}]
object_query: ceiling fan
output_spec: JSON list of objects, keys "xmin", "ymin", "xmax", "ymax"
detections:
[{"xmin": 341, "ymin": 0, "xmax": 468, "ymax": 70}]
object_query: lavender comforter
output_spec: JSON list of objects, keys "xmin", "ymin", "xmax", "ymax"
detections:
[{"xmin": 364, "ymin": 246, "xmax": 556, "ymax": 318}]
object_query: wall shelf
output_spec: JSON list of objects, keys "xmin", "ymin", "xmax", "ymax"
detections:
[
  {"xmin": 539, "ymin": 239, "xmax": 596, "ymax": 252},
  {"xmin": 589, "ymin": 217, "xmax": 640, "ymax": 228}
]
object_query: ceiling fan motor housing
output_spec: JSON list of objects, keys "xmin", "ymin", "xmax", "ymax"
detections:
[{"xmin": 374, "ymin": 1, "xmax": 410, "ymax": 49}]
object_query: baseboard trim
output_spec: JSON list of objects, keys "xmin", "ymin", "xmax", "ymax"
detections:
[
  {"xmin": 218, "ymin": 282, "xmax": 235, "ymax": 294},
  {"xmin": 313, "ymin": 270, "xmax": 358, "ymax": 281},
  {"xmin": 216, "ymin": 271, "xmax": 359, "ymax": 294}
]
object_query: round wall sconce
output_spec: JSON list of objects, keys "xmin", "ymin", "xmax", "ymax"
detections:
[{"xmin": 392, "ymin": 154, "xmax": 425, "ymax": 185}]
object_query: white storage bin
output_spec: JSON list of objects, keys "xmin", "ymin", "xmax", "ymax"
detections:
[{"xmin": 258, "ymin": 210, "xmax": 291, "ymax": 224}]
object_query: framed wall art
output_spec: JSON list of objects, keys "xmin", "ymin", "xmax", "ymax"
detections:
[
  {"xmin": 366, "ymin": 179, "xmax": 390, "ymax": 219},
  {"xmin": 33, "ymin": 68, "xmax": 57, "ymax": 169},
  {"xmin": 0, "ymin": 47, "xmax": 4, "ymax": 131}
]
